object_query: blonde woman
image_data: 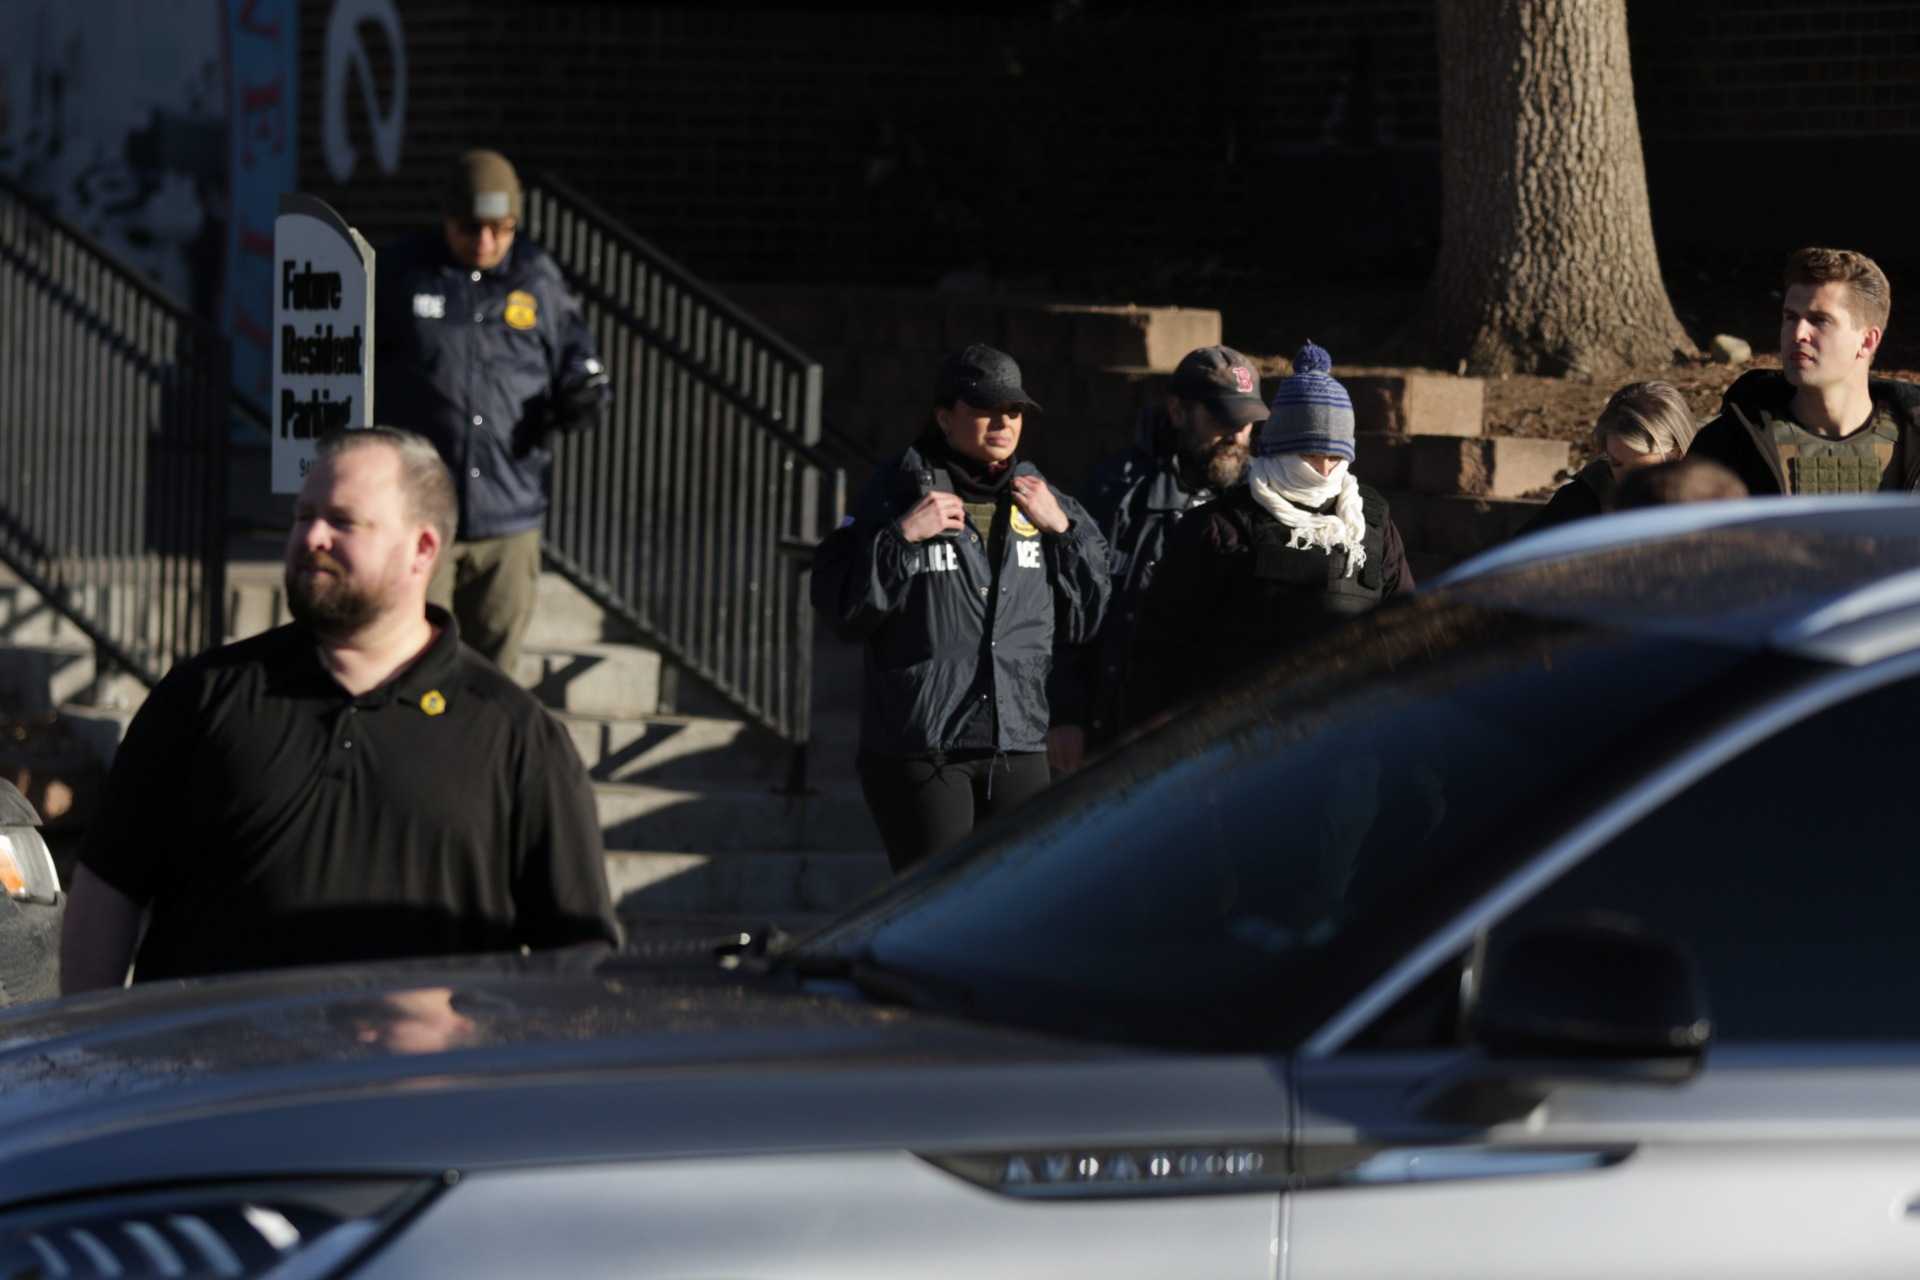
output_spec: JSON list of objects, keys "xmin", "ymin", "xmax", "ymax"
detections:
[{"xmin": 1522, "ymin": 380, "xmax": 1699, "ymax": 534}]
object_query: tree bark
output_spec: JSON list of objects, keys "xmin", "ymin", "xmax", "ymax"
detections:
[{"xmin": 1419, "ymin": 0, "xmax": 1696, "ymax": 377}]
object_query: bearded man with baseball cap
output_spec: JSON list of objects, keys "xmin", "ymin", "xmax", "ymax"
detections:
[
  {"xmin": 1046, "ymin": 345, "xmax": 1269, "ymax": 769},
  {"xmin": 373, "ymin": 149, "xmax": 610, "ymax": 674},
  {"xmin": 1130, "ymin": 342, "xmax": 1414, "ymax": 726}
]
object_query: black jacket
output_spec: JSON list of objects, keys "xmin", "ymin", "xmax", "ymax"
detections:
[
  {"xmin": 813, "ymin": 440, "xmax": 1112, "ymax": 757},
  {"xmin": 374, "ymin": 232, "xmax": 609, "ymax": 540},
  {"xmin": 1690, "ymin": 369, "xmax": 1920, "ymax": 496},
  {"xmin": 1050, "ymin": 408, "xmax": 1220, "ymax": 745},
  {"xmin": 1519, "ymin": 459, "xmax": 1612, "ymax": 536},
  {"xmin": 1132, "ymin": 482, "xmax": 1411, "ymax": 725}
]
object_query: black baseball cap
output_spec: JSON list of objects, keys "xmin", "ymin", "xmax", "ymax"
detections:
[
  {"xmin": 1169, "ymin": 345, "xmax": 1269, "ymax": 424},
  {"xmin": 935, "ymin": 344, "xmax": 1043, "ymax": 413}
]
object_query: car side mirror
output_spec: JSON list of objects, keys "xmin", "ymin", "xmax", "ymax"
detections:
[
  {"xmin": 1474, "ymin": 913, "xmax": 1711, "ymax": 1062},
  {"xmin": 1413, "ymin": 915, "xmax": 1711, "ymax": 1126}
]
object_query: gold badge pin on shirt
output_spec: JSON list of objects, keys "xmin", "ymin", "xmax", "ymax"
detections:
[
  {"xmin": 1009, "ymin": 509, "xmax": 1040, "ymax": 537},
  {"xmin": 504, "ymin": 290, "xmax": 539, "ymax": 331},
  {"xmin": 420, "ymin": 690, "xmax": 447, "ymax": 716}
]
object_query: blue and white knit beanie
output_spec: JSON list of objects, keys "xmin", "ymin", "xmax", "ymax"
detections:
[{"xmin": 1257, "ymin": 342, "xmax": 1356, "ymax": 461}]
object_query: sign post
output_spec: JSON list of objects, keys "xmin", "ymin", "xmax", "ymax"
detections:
[{"xmin": 272, "ymin": 194, "xmax": 374, "ymax": 492}]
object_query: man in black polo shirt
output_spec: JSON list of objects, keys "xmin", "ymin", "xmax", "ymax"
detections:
[{"xmin": 61, "ymin": 428, "xmax": 620, "ymax": 991}]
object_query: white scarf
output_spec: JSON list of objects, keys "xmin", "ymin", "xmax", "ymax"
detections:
[{"xmin": 1247, "ymin": 455, "xmax": 1369, "ymax": 576}]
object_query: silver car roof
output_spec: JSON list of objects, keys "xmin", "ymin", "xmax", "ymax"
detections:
[{"xmin": 1429, "ymin": 495, "xmax": 1920, "ymax": 666}]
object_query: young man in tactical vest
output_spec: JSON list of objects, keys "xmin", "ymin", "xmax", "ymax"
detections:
[
  {"xmin": 1691, "ymin": 248, "xmax": 1920, "ymax": 496},
  {"xmin": 1046, "ymin": 345, "xmax": 1269, "ymax": 773}
]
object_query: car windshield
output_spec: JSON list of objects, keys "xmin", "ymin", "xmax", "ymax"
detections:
[{"xmin": 806, "ymin": 597, "xmax": 1803, "ymax": 1049}]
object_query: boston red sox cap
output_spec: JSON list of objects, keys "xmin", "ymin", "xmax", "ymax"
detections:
[{"xmin": 1169, "ymin": 345, "xmax": 1269, "ymax": 424}]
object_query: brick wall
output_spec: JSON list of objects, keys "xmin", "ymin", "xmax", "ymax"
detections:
[
  {"xmin": 722, "ymin": 285, "xmax": 1222, "ymax": 484},
  {"xmin": 300, "ymin": 0, "xmax": 1920, "ymax": 297},
  {"xmin": 1632, "ymin": 1, "xmax": 1920, "ymax": 140}
]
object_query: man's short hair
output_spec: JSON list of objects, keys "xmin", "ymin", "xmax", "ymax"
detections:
[
  {"xmin": 1785, "ymin": 247, "xmax": 1892, "ymax": 332},
  {"xmin": 1593, "ymin": 380, "xmax": 1698, "ymax": 458},
  {"xmin": 314, "ymin": 427, "xmax": 458, "ymax": 550},
  {"xmin": 1613, "ymin": 457, "xmax": 1749, "ymax": 511}
]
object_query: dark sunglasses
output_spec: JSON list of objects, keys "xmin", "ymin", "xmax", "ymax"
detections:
[{"xmin": 452, "ymin": 218, "xmax": 517, "ymax": 238}]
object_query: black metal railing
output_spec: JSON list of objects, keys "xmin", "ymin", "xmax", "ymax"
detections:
[
  {"xmin": 524, "ymin": 176, "xmax": 838, "ymax": 748},
  {"xmin": 0, "ymin": 178, "xmax": 227, "ymax": 688}
]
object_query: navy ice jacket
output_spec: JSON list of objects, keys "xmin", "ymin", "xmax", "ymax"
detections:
[
  {"xmin": 813, "ymin": 442, "xmax": 1112, "ymax": 757},
  {"xmin": 374, "ymin": 232, "xmax": 607, "ymax": 540}
]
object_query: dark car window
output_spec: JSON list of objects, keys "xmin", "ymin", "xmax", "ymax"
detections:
[
  {"xmin": 1495, "ymin": 672, "xmax": 1920, "ymax": 1042},
  {"xmin": 813, "ymin": 599, "xmax": 1791, "ymax": 1050}
]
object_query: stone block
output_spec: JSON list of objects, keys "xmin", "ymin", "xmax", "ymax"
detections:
[
  {"xmin": 1386, "ymin": 491, "xmax": 1547, "ymax": 560},
  {"xmin": 1352, "ymin": 432, "xmax": 1411, "ymax": 491},
  {"xmin": 1067, "ymin": 305, "xmax": 1222, "ymax": 370},
  {"xmin": 1344, "ymin": 370, "xmax": 1485, "ymax": 438},
  {"xmin": 1409, "ymin": 436, "xmax": 1570, "ymax": 499},
  {"xmin": 1711, "ymin": 334, "xmax": 1752, "ymax": 366}
]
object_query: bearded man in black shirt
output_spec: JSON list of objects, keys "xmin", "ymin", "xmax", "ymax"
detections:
[{"xmin": 61, "ymin": 428, "xmax": 620, "ymax": 992}]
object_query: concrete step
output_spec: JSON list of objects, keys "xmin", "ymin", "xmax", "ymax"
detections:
[
  {"xmin": 227, "ymin": 575, "xmax": 290, "ymax": 641},
  {"xmin": 605, "ymin": 849, "xmax": 890, "ymax": 918},
  {"xmin": 1341, "ymin": 368, "xmax": 1486, "ymax": 438},
  {"xmin": 0, "ymin": 579, "xmax": 202, "ymax": 651},
  {"xmin": 557, "ymin": 711, "xmax": 790, "ymax": 786},
  {"xmin": 524, "ymin": 571, "xmax": 626, "ymax": 648},
  {"xmin": 1408, "ymin": 435, "xmax": 1570, "ymax": 500},
  {"xmin": 0, "ymin": 581, "xmax": 95, "ymax": 647},
  {"xmin": 517, "ymin": 642, "xmax": 662, "ymax": 719},
  {"xmin": 595, "ymin": 781, "xmax": 879, "ymax": 853},
  {"xmin": 227, "ymin": 565, "xmax": 632, "ymax": 649},
  {"xmin": 1382, "ymin": 490, "xmax": 1546, "ymax": 562},
  {"xmin": 0, "ymin": 644, "xmax": 146, "ymax": 713}
]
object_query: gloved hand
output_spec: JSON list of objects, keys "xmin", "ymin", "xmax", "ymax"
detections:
[{"xmin": 513, "ymin": 360, "xmax": 610, "ymax": 457}]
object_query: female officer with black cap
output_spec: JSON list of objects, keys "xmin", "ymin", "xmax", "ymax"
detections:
[{"xmin": 813, "ymin": 344, "xmax": 1112, "ymax": 872}]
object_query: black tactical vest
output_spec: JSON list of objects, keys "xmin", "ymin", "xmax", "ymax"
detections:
[{"xmin": 1229, "ymin": 488, "xmax": 1389, "ymax": 649}]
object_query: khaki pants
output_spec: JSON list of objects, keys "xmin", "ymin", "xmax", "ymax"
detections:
[{"xmin": 428, "ymin": 528, "xmax": 541, "ymax": 675}]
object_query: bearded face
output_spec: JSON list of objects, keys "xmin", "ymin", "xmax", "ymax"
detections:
[
  {"xmin": 284, "ymin": 446, "xmax": 425, "ymax": 643},
  {"xmin": 1174, "ymin": 402, "xmax": 1254, "ymax": 490},
  {"xmin": 1190, "ymin": 431, "xmax": 1251, "ymax": 490},
  {"xmin": 285, "ymin": 548, "xmax": 388, "ymax": 639}
]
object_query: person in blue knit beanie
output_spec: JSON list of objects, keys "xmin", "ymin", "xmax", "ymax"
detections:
[{"xmin": 1128, "ymin": 341, "xmax": 1414, "ymax": 726}]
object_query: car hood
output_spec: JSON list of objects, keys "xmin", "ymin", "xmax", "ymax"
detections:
[
  {"xmin": 0, "ymin": 950, "xmax": 1079, "ymax": 1117},
  {"xmin": 0, "ymin": 953, "xmax": 1290, "ymax": 1207}
]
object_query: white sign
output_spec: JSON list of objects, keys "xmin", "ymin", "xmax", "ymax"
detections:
[{"xmin": 272, "ymin": 194, "xmax": 374, "ymax": 493}]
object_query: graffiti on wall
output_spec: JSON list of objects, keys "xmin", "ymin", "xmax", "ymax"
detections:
[
  {"xmin": 0, "ymin": 0, "xmax": 298, "ymax": 408},
  {"xmin": 228, "ymin": 0, "xmax": 298, "ymax": 405},
  {"xmin": 0, "ymin": 3, "xmax": 229, "ymax": 317},
  {"xmin": 323, "ymin": 0, "xmax": 406, "ymax": 185}
]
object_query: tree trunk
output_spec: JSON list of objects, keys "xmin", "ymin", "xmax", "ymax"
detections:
[{"xmin": 1420, "ymin": 0, "xmax": 1696, "ymax": 377}]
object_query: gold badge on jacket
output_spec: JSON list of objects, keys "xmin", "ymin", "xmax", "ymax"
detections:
[
  {"xmin": 420, "ymin": 690, "xmax": 448, "ymax": 716},
  {"xmin": 1009, "ymin": 509, "xmax": 1040, "ymax": 537},
  {"xmin": 504, "ymin": 290, "xmax": 539, "ymax": 331}
]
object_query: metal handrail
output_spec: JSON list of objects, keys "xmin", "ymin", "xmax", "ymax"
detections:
[
  {"xmin": 524, "ymin": 176, "xmax": 839, "ymax": 747},
  {"xmin": 0, "ymin": 176, "xmax": 228, "ymax": 689},
  {"xmin": 528, "ymin": 174, "xmax": 819, "ymax": 369}
]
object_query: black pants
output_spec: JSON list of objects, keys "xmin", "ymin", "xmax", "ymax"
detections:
[{"xmin": 857, "ymin": 750, "xmax": 1052, "ymax": 873}]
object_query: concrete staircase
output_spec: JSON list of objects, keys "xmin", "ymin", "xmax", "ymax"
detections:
[{"xmin": 0, "ymin": 557, "xmax": 891, "ymax": 931}]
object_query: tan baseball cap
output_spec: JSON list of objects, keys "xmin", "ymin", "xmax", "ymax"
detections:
[{"xmin": 443, "ymin": 149, "xmax": 523, "ymax": 223}]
